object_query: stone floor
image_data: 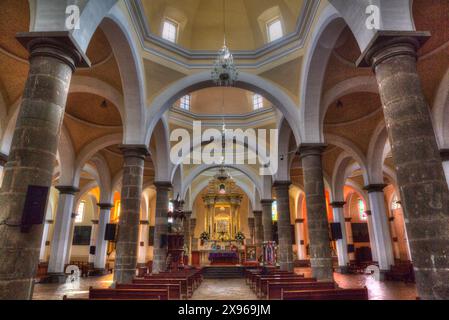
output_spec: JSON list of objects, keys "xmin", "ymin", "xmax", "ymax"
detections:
[{"xmin": 32, "ymin": 269, "xmax": 418, "ymax": 300}]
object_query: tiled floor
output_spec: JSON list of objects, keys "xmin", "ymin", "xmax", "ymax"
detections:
[{"xmin": 32, "ymin": 269, "xmax": 417, "ymax": 300}]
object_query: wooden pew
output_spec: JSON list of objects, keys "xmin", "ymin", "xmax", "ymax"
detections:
[
  {"xmin": 116, "ymin": 283, "xmax": 182, "ymax": 300},
  {"xmin": 256, "ymin": 275, "xmax": 308, "ymax": 297},
  {"xmin": 281, "ymin": 287, "xmax": 369, "ymax": 300},
  {"xmin": 134, "ymin": 278, "xmax": 189, "ymax": 299},
  {"xmin": 250, "ymin": 271, "xmax": 293, "ymax": 290},
  {"xmin": 89, "ymin": 287, "xmax": 169, "ymax": 300},
  {"xmin": 267, "ymin": 282, "xmax": 335, "ymax": 300},
  {"xmin": 254, "ymin": 274, "xmax": 304, "ymax": 295}
]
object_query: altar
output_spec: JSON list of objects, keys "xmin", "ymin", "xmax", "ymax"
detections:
[{"xmin": 208, "ymin": 251, "xmax": 239, "ymax": 265}]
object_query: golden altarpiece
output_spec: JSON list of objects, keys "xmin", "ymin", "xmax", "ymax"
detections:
[{"xmin": 202, "ymin": 168, "xmax": 243, "ymax": 242}]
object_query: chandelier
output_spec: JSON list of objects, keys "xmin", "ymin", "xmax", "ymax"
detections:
[{"xmin": 211, "ymin": 0, "xmax": 238, "ymax": 87}]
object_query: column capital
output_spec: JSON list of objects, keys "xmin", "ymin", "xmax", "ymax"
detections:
[
  {"xmin": 154, "ymin": 181, "xmax": 173, "ymax": 191},
  {"xmin": 273, "ymin": 181, "xmax": 292, "ymax": 189},
  {"xmin": 356, "ymin": 31, "xmax": 430, "ymax": 68},
  {"xmin": 91, "ymin": 220, "xmax": 99, "ymax": 225},
  {"xmin": 119, "ymin": 145, "xmax": 150, "ymax": 160},
  {"xmin": 98, "ymin": 203, "xmax": 114, "ymax": 210},
  {"xmin": 139, "ymin": 220, "xmax": 150, "ymax": 225},
  {"xmin": 364, "ymin": 210, "xmax": 372, "ymax": 216},
  {"xmin": 16, "ymin": 31, "xmax": 91, "ymax": 71},
  {"xmin": 46, "ymin": 220, "xmax": 54, "ymax": 225},
  {"xmin": 55, "ymin": 186, "xmax": 80, "ymax": 195},
  {"xmin": 364, "ymin": 184, "xmax": 387, "ymax": 193},
  {"xmin": 253, "ymin": 210, "xmax": 262, "ymax": 216},
  {"xmin": 295, "ymin": 218, "xmax": 305, "ymax": 224},
  {"xmin": 298, "ymin": 143, "xmax": 327, "ymax": 159},
  {"xmin": 0, "ymin": 152, "xmax": 8, "ymax": 167},
  {"xmin": 261, "ymin": 199, "xmax": 275, "ymax": 205},
  {"xmin": 330, "ymin": 202, "xmax": 346, "ymax": 208},
  {"xmin": 344, "ymin": 218, "xmax": 352, "ymax": 223}
]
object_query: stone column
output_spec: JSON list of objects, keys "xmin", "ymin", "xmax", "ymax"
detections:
[
  {"xmin": 345, "ymin": 217, "xmax": 355, "ymax": 261},
  {"xmin": 274, "ymin": 181, "xmax": 294, "ymax": 272},
  {"xmin": 137, "ymin": 220, "xmax": 150, "ymax": 265},
  {"xmin": 261, "ymin": 200, "xmax": 274, "ymax": 242},
  {"xmin": 364, "ymin": 211, "xmax": 379, "ymax": 262},
  {"xmin": 113, "ymin": 145, "xmax": 149, "ymax": 285},
  {"xmin": 95, "ymin": 203, "xmax": 113, "ymax": 271},
  {"xmin": 299, "ymin": 145, "xmax": 333, "ymax": 282},
  {"xmin": 253, "ymin": 211, "xmax": 263, "ymax": 246},
  {"xmin": 0, "ymin": 153, "xmax": 8, "ymax": 186},
  {"xmin": 389, "ymin": 215, "xmax": 401, "ymax": 260},
  {"xmin": 295, "ymin": 219, "xmax": 306, "ymax": 260},
  {"xmin": 330, "ymin": 202, "xmax": 349, "ymax": 273},
  {"xmin": 440, "ymin": 150, "xmax": 449, "ymax": 188},
  {"xmin": 89, "ymin": 220, "xmax": 99, "ymax": 264},
  {"xmin": 47, "ymin": 186, "xmax": 79, "ymax": 281},
  {"xmin": 359, "ymin": 32, "xmax": 449, "ymax": 299},
  {"xmin": 0, "ymin": 32, "xmax": 89, "ymax": 300},
  {"xmin": 364, "ymin": 185, "xmax": 395, "ymax": 274},
  {"xmin": 248, "ymin": 217, "xmax": 255, "ymax": 245},
  {"xmin": 39, "ymin": 220, "xmax": 53, "ymax": 262},
  {"xmin": 190, "ymin": 218, "xmax": 197, "ymax": 251},
  {"xmin": 183, "ymin": 211, "xmax": 192, "ymax": 263},
  {"xmin": 152, "ymin": 182, "xmax": 172, "ymax": 274},
  {"xmin": 64, "ymin": 210, "xmax": 78, "ymax": 265}
]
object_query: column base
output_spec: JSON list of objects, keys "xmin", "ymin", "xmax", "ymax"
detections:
[{"xmin": 40, "ymin": 273, "xmax": 68, "ymax": 284}]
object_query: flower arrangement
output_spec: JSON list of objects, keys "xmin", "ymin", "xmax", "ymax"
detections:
[
  {"xmin": 200, "ymin": 232, "xmax": 210, "ymax": 242},
  {"xmin": 235, "ymin": 232, "xmax": 246, "ymax": 243}
]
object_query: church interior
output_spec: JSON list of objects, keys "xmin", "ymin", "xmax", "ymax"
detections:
[{"xmin": 1, "ymin": 0, "xmax": 449, "ymax": 301}]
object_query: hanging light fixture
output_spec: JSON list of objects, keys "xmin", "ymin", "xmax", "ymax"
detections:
[{"xmin": 212, "ymin": 0, "xmax": 239, "ymax": 87}]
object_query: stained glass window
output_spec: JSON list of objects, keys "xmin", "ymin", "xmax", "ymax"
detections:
[
  {"xmin": 358, "ymin": 199, "xmax": 367, "ymax": 221},
  {"xmin": 75, "ymin": 201, "xmax": 85, "ymax": 223},
  {"xmin": 272, "ymin": 201, "xmax": 278, "ymax": 222}
]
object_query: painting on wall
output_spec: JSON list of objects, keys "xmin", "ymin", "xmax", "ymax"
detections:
[
  {"xmin": 245, "ymin": 245, "xmax": 257, "ymax": 262},
  {"xmin": 73, "ymin": 226, "xmax": 92, "ymax": 246},
  {"xmin": 351, "ymin": 223, "xmax": 370, "ymax": 243}
]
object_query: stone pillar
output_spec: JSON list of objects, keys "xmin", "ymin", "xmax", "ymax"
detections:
[
  {"xmin": 330, "ymin": 202, "xmax": 349, "ymax": 273},
  {"xmin": 364, "ymin": 211, "xmax": 379, "ymax": 262},
  {"xmin": 261, "ymin": 200, "xmax": 274, "ymax": 242},
  {"xmin": 248, "ymin": 217, "xmax": 255, "ymax": 245},
  {"xmin": 183, "ymin": 211, "xmax": 192, "ymax": 263},
  {"xmin": 253, "ymin": 211, "xmax": 263, "ymax": 246},
  {"xmin": 113, "ymin": 145, "xmax": 149, "ymax": 285},
  {"xmin": 295, "ymin": 219, "xmax": 306, "ymax": 260},
  {"xmin": 190, "ymin": 218, "xmax": 197, "ymax": 251},
  {"xmin": 299, "ymin": 145, "xmax": 333, "ymax": 282},
  {"xmin": 47, "ymin": 186, "xmax": 79, "ymax": 281},
  {"xmin": 137, "ymin": 220, "xmax": 150, "ymax": 265},
  {"xmin": 359, "ymin": 32, "xmax": 449, "ymax": 299},
  {"xmin": 39, "ymin": 220, "xmax": 53, "ymax": 262},
  {"xmin": 364, "ymin": 185, "xmax": 395, "ymax": 274},
  {"xmin": 64, "ymin": 211, "xmax": 78, "ymax": 265},
  {"xmin": 274, "ymin": 181, "xmax": 294, "ymax": 272},
  {"xmin": 389, "ymin": 214, "xmax": 401, "ymax": 260},
  {"xmin": 440, "ymin": 150, "xmax": 449, "ymax": 188},
  {"xmin": 152, "ymin": 182, "xmax": 172, "ymax": 274},
  {"xmin": 95, "ymin": 203, "xmax": 113, "ymax": 271},
  {"xmin": 0, "ymin": 153, "xmax": 8, "ymax": 186},
  {"xmin": 0, "ymin": 32, "xmax": 89, "ymax": 300},
  {"xmin": 345, "ymin": 217, "xmax": 355, "ymax": 261},
  {"xmin": 89, "ymin": 220, "xmax": 99, "ymax": 264}
]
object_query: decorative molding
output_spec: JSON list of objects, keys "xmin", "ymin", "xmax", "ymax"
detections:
[
  {"xmin": 55, "ymin": 186, "xmax": 80, "ymax": 195},
  {"xmin": 330, "ymin": 202, "xmax": 346, "ymax": 208},
  {"xmin": 98, "ymin": 203, "xmax": 114, "ymax": 210},
  {"xmin": 364, "ymin": 184, "xmax": 387, "ymax": 193},
  {"xmin": 140, "ymin": 220, "xmax": 150, "ymax": 225},
  {"xmin": 125, "ymin": 0, "xmax": 321, "ymax": 69}
]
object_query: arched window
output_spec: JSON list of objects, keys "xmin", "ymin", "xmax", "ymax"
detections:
[
  {"xmin": 267, "ymin": 18, "xmax": 283, "ymax": 42},
  {"xmin": 272, "ymin": 201, "xmax": 278, "ymax": 222},
  {"xmin": 162, "ymin": 19, "xmax": 178, "ymax": 43},
  {"xmin": 168, "ymin": 201, "xmax": 174, "ymax": 224},
  {"xmin": 253, "ymin": 94, "xmax": 264, "ymax": 110},
  {"xmin": 75, "ymin": 201, "xmax": 86, "ymax": 223},
  {"xmin": 180, "ymin": 95, "xmax": 191, "ymax": 110},
  {"xmin": 358, "ymin": 199, "xmax": 367, "ymax": 221}
]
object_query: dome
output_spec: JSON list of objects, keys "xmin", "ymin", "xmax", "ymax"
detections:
[{"xmin": 139, "ymin": 0, "xmax": 305, "ymax": 51}]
